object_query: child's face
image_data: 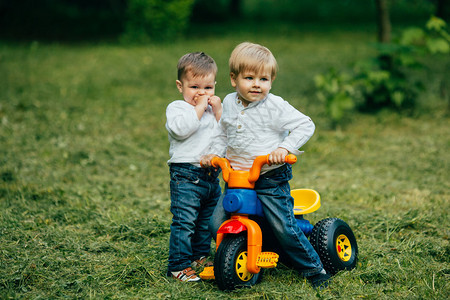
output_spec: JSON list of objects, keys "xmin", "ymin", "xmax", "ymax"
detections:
[
  {"xmin": 176, "ymin": 71, "xmax": 216, "ymax": 106},
  {"xmin": 230, "ymin": 69, "xmax": 272, "ymax": 107}
]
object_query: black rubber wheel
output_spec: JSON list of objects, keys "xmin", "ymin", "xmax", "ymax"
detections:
[
  {"xmin": 309, "ymin": 218, "xmax": 358, "ymax": 275},
  {"xmin": 214, "ymin": 234, "xmax": 263, "ymax": 291}
]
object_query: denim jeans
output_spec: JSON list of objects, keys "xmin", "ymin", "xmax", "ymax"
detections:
[
  {"xmin": 168, "ymin": 163, "xmax": 222, "ymax": 273},
  {"xmin": 209, "ymin": 164, "xmax": 324, "ymax": 277}
]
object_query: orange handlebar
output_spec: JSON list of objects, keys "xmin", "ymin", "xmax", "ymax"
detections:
[
  {"xmin": 248, "ymin": 154, "xmax": 297, "ymax": 182},
  {"xmin": 285, "ymin": 154, "xmax": 297, "ymax": 164},
  {"xmin": 211, "ymin": 156, "xmax": 231, "ymax": 182},
  {"xmin": 211, "ymin": 154, "xmax": 297, "ymax": 185}
]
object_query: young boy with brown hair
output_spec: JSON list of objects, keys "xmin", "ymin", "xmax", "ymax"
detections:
[{"xmin": 166, "ymin": 52, "xmax": 222, "ymax": 282}]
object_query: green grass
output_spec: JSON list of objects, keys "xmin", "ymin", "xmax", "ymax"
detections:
[{"xmin": 0, "ymin": 26, "xmax": 449, "ymax": 299}]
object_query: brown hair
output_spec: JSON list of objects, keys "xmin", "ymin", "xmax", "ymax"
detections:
[
  {"xmin": 229, "ymin": 42, "xmax": 278, "ymax": 79},
  {"xmin": 177, "ymin": 52, "xmax": 218, "ymax": 81}
]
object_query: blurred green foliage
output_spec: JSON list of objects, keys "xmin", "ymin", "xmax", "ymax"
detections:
[
  {"xmin": 0, "ymin": 0, "xmax": 126, "ymax": 40},
  {"xmin": 0, "ymin": 0, "xmax": 443, "ymax": 41},
  {"xmin": 314, "ymin": 69, "xmax": 356, "ymax": 125},
  {"xmin": 235, "ymin": 0, "xmax": 436, "ymax": 23},
  {"xmin": 122, "ymin": 0, "xmax": 195, "ymax": 42},
  {"xmin": 315, "ymin": 16, "xmax": 450, "ymax": 126}
]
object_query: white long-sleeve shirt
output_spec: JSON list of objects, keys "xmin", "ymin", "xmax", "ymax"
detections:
[
  {"xmin": 166, "ymin": 100, "xmax": 221, "ymax": 167},
  {"xmin": 211, "ymin": 92, "xmax": 315, "ymax": 173}
]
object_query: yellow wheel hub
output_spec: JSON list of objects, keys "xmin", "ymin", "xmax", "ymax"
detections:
[
  {"xmin": 336, "ymin": 234, "xmax": 352, "ymax": 262},
  {"xmin": 235, "ymin": 251, "xmax": 253, "ymax": 281}
]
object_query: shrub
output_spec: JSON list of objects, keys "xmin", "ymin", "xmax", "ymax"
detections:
[
  {"xmin": 314, "ymin": 69, "xmax": 357, "ymax": 127},
  {"xmin": 315, "ymin": 16, "xmax": 449, "ymax": 125}
]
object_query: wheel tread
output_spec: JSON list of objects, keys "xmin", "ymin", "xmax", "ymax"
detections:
[
  {"xmin": 214, "ymin": 234, "xmax": 263, "ymax": 291},
  {"xmin": 310, "ymin": 218, "xmax": 358, "ymax": 275}
]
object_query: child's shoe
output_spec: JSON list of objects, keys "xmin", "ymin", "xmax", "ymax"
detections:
[
  {"xmin": 170, "ymin": 267, "xmax": 201, "ymax": 282},
  {"xmin": 191, "ymin": 256, "xmax": 213, "ymax": 269},
  {"xmin": 307, "ymin": 272, "xmax": 331, "ymax": 290}
]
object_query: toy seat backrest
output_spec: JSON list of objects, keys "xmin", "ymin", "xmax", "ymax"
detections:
[{"xmin": 292, "ymin": 189, "xmax": 321, "ymax": 215}]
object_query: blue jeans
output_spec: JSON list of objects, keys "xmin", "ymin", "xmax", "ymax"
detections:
[
  {"xmin": 209, "ymin": 164, "xmax": 324, "ymax": 277},
  {"xmin": 168, "ymin": 163, "xmax": 222, "ymax": 273}
]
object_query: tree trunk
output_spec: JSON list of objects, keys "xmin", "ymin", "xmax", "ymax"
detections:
[{"xmin": 375, "ymin": 0, "xmax": 391, "ymax": 43}]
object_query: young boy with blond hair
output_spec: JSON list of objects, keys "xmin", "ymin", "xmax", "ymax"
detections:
[
  {"xmin": 202, "ymin": 42, "xmax": 331, "ymax": 289},
  {"xmin": 166, "ymin": 52, "xmax": 222, "ymax": 282}
]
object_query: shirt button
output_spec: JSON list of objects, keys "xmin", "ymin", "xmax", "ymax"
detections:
[
  {"xmin": 237, "ymin": 100, "xmax": 241, "ymax": 104},
  {"xmin": 237, "ymin": 125, "xmax": 242, "ymax": 129},
  {"xmin": 241, "ymin": 111, "xmax": 245, "ymax": 115}
]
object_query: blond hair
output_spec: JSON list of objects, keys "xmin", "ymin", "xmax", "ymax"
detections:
[
  {"xmin": 177, "ymin": 52, "xmax": 217, "ymax": 81},
  {"xmin": 229, "ymin": 42, "xmax": 278, "ymax": 79}
]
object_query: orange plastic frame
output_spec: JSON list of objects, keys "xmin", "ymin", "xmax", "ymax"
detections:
[
  {"xmin": 216, "ymin": 215, "xmax": 262, "ymax": 274},
  {"xmin": 212, "ymin": 154, "xmax": 297, "ymax": 274}
]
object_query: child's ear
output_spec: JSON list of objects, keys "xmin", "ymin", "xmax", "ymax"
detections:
[
  {"xmin": 230, "ymin": 72, "xmax": 237, "ymax": 88},
  {"xmin": 176, "ymin": 80, "xmax": 183, "ymax": 93}
]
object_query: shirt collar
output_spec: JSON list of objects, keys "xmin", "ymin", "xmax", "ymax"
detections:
[{"xmin": 235, "ymin": 93, "xmax": 269, "ymax": 108}]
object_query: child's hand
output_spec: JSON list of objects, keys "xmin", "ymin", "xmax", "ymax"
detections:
[
  {"xmin": 268, "ymin": 147, "xmax": 289, "ymax": 165},
  {"xmin": 194, "ymin": 94, "xmax": 209, "ymax": 110},
  {"xmin": 193, "ymin": 94, "xmax": 209, "ymax": 119},
  {"xmin": 208, "ymin": 95, "xmax": 222, "ymax": 121},
  {"xmin": 200, "ymin": 154, "xmax": 217, "ymax": 168}
]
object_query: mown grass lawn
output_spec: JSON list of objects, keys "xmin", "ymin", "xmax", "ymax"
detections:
[{"xmin": 0, "ymin": 25, "xmax": 449, "ymax": 299}]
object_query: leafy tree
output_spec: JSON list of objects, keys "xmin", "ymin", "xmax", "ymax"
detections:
[
  {"xmin": 0, "ymin": 0, "xmax": 126, "ymax": 40},
  {"xmin": 122, "ymin": 0, "xmax": 195, "ymax": 42}
]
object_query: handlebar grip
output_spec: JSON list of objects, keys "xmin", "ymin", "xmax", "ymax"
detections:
[
  {"xmin": 211, "ymin": 156, "xmax": 220, "ymax": 168},
  {"xmin": 285, "ymin": 154, "xmax": 297, "ymax": 164},
  {"xmin": 211, "ymin": 156, "xmax": 231, "ymax": 183}
]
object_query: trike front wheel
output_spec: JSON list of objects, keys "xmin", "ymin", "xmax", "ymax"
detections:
[{"xmin": 214, "ymin": 234, "xmax": 263, "ymax": 291}]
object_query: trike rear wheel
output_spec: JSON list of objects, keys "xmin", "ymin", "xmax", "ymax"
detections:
[
  {"xmin": 214, "ymin": 234, "xmax": 263, "ymax": 291},
  {"xmin": 309, "ymin": 218, "xmax": 358, "ymax": 275}
]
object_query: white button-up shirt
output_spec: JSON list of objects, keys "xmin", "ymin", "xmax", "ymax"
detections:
[
  {"xmin": 166, "ymin": 100, "xmax": 221, "ymax": 167},
  {"xmin": 211, "ymin": 92, "xmax": 315, "ymax": 173}
]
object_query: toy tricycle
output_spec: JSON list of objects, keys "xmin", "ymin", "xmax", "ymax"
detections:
[{"xmin": 199, "ymin": 154, "xmax": 358, "ymax": 290}]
